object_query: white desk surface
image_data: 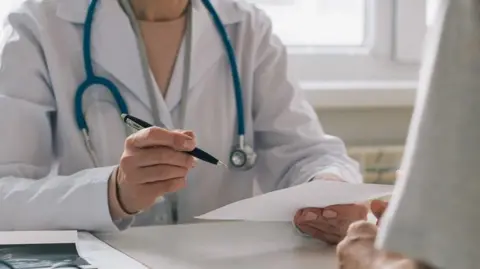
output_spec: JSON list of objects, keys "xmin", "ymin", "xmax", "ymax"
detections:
[{"xmin": 97, "ymin": 221, "xmax": 337, "ymax": 269}]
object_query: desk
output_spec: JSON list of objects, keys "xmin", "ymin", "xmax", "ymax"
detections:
[{"xmin": 97, "ymin": 221, "xmax": 337, "ymax": 269}]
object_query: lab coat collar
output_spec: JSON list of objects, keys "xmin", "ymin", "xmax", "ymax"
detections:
[
  {"xmin": 164, "ymin": 0, "xmax": 244, "ymax": 113},
  {"xmin": 56, "ymin": 0, "xmax": 244, "ymax": 116},
  {"xmin": 56, "ymin": 0, "xmax": 153, "ymax": 112},
  {"xmin": 56, "ymin": 0, "xmax": 244, "ymax": 25}
]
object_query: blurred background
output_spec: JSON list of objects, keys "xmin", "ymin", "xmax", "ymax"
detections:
[
  {"xmin": 0, "ymin": 0, "xmax": 440, "ymax": 185},
  {"xmin": 245, "ymin": 0, "xmax": 440, "ymax": 185}
]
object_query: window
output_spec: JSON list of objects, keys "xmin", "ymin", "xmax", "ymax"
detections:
[
  {"xmin": 395, "ymin": 0, "xmax": 427, "ymax": 63},
  {"xmin": 395, "ymin": 0, "xmax": 441, "ymax": 62},
  {"xmin": 245, "ymin": 0, "xmax": 422, "ymax": 90},
  {"xmin": 250, "ymin": 0, "xmax": 366, "ymax": 47}
]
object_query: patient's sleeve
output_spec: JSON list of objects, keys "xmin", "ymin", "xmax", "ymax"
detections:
[{"xmin": 376, "ymin": 1, "xmax": 480, "ymax": 268}]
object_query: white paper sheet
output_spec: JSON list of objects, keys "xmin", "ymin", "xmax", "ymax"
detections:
[
  {"xmin": 77, "ymin": 233, "xmax": 147, "ymax": 269},
  {"xmin": 196, "ymin": 181, "xmax": 393, "ymax": 221}
]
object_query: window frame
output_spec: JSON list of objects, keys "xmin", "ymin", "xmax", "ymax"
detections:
[
  {"xmin": 261, "ymin": 0, "xmax": 427, "ymax": 108},
  {"xmin": 282, "ymin": 0, "xmax": 421, "ymax": 83},
  {"xmin": 394, "ymin": 0, "xmax": 427, "ymax": 63}
]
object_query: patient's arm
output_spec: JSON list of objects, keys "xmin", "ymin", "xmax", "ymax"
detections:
[{"xmin": 336, "ymin": 221, "xmax": 436, "ymax": 269}]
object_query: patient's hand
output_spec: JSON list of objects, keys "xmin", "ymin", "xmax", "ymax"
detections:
[
  {"xmin": 336, "ymin": 221, "xmax": 420, "ymax": 269},
  {"xmin": 336, "ymin": 200, "xmax": 434, "ymax": 269}
]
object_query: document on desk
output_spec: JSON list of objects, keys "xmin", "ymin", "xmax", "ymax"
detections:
[
  {"xmin": 77, "ymin": 233, "xmax": 147, "ymax": 269},
  {"xmin": 0, "ymin": 230, "xmax": 95, "ymax": 268},
  {"xmin": 196, "ymin": 181, "xmax": 393, "ymax": 221}
]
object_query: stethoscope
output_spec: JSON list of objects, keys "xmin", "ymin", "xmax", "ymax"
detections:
[{"xmin": 75, "ymin": 0, "xmax": 257, "ymax": 170}]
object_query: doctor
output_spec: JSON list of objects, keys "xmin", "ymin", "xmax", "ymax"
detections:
[{"xmin": 0, "ymin": 0, "xmax": 365, "ymax": 239}]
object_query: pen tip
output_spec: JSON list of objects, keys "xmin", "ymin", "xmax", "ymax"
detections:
[{"xmin": 217, "ymin": 161, "xmax": 228, "ymax": 168}]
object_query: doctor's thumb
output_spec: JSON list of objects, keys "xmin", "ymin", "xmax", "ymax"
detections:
[
  {"xmin": 180, "ymin": 130, "xmax": 196, "ymax": 140},
  {"xmin": 172, "ymin": 130, "xmax": 197, "ymax": 151}
]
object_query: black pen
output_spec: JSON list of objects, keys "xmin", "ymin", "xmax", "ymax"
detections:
[{"xmin": 121, "ymin": 114, "xmax": 227, "ymax": 168}]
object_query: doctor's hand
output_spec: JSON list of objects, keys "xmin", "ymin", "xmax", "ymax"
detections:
[
  {"xmin": 371, "ymin": 199, "xmax": 388, "ymax": 225},
  {"xmin": 293, "ymin": 177, "xmax": 368, "ymax": 244},
  {"xmin": 294, "ymin": 203, "xmax": 368, "ymax": 244},
  {"xmin": 108, "ymin": 127, "xmax": 197, "ymax": 219}
]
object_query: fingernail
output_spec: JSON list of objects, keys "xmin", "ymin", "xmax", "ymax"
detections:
[
  {"xmin": 183, "ymin": 139, "xmax": 195, "ymax": 150},
  {"xmin": 302, "ymin": 212, "xmax": 318, "ymax": 221},
  {"xmin": 192, "ymin": 157, "xmax": 198, "ymax": 167},
  {"xmin": 322, "ymin": 210, "xmax": 338, "ymax": 219}
]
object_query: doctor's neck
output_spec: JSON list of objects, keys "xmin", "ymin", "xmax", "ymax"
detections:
[{"xmin": 130, "ymin": 0, "xmax": 189, "ymax": 21}]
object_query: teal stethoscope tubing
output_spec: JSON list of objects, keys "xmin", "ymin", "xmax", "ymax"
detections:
[{"xmin": 74, "ymin": 0, "xmax": 246, "ymax": 163}]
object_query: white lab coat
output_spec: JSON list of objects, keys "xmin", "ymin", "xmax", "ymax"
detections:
[
  {"xmin": 376, "ymin": 0, "xmax": 480, "ymax": 268},
  {"xmin": 0, "ymin": 0, "xmax": 360, "ymax": 232}
]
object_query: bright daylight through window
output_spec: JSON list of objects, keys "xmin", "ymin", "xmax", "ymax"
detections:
[
  {"xmin": 248, "ymin": 0, "xmax": 365, "ymax": 47},
  {"xmin": 247, "ymin": 0, "xmax": 434, "ymax": 108}
]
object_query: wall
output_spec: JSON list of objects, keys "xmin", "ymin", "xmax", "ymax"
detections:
[{"xmin": 315, "ymin": 107, "xmax": 414, "ymax": 147}]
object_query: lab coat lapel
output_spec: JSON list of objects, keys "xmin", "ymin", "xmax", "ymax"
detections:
[
  {"xmin": 91, "ymin": 0, "xmax": 152, "ymax": 110},
  {"xmin": 165, "ymin": 0, "xmax": 243, "ymax": 113},
  {"xmin": 56, "ymin": 0, "xmax": 152, "ymax": 111}
]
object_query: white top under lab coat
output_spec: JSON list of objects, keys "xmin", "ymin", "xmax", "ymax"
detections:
[
  {"xmin": 376, "ymin": 1, "xmax": 480, "ymax": 268},
  {"xmin": 0, "ymin": 0, "xmax": 361, "ymax": 232}
]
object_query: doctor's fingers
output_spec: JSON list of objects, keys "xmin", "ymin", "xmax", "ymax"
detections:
[
  {"xmin": 126, "ymin": 127, "xmax": 197, "ymax": 151},
  {"xmin": 370, "ymin": 200, "xmax": 388, "ymax": 221},
  {"xmin": 124, "ymin": 165, "xmax": 190, "ymax": 184},
  {"xmin": 325, "ymin": 204, "xmax": 369, "ymax": 221},
  {"xmin": 125, "ymin": 146, "xmax": 196, "ymax": 168},
  {"xmin": 295, "ymin": 206, "xmax": 367, "ymax": 226},
  {"xmin": 296, "ymin": 207, "xmax": 367, "ymax": 238},
  {"xmin": 296, "ymin": 223, "xmax": 342, "ymax": 244},
  {"xmin": 141, "ymin": 177, "xmax": 187, "ymax": 197},
  {"xmin": 301, "ymin": 216, "xmax": 345, "ymax": 235}
]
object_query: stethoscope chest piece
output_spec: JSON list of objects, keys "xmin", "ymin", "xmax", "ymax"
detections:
[{"xmin": 229, "ymin": 142, "xmax": 257, "ymax": 170}]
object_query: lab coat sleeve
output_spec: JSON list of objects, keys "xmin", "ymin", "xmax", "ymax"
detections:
[
  {"xmin": 0, "ymin": 6, "xmax": 122, "ymax": 232},
  {"xmin": 376, "ymin": 1, "xmax": 480, "ymax": 268},
  {"xmin": 251, "ymin": 10, "xmax": 362, "ymax": 193}
]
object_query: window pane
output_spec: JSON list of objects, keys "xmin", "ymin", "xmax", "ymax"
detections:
[{"xmin": 245, "ymin": 0, "xmax": 366, "ymax": 46}]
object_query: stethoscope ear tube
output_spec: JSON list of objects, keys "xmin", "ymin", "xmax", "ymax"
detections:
[
  {"xmin": 74, "ymin": 80, "xmax": 93, "ymax": 132},
  {"xmin": 201, "ymin": 0, "xmax": 245, "ymax": 136},
  {"xmin": 74, "ymin": 77, "xmax": 129, "ymax": 132},
  {"xmin": 201, "ymin": 0, "xmax": 256, "ymax": 170},
  {"xmin": 83, "ymin": 0, "xmax": 98, "ymax": 78},
  {"xmin": 75, "ymin": 76, "xmax": 128, "ymax": 168},
  {"xmin": 75, "ymin": 0, "xmax": 129, "ymax": 133},
  {"xmin": 75, "ymin": 0, "xmax": 129, "ymax": 168}
]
